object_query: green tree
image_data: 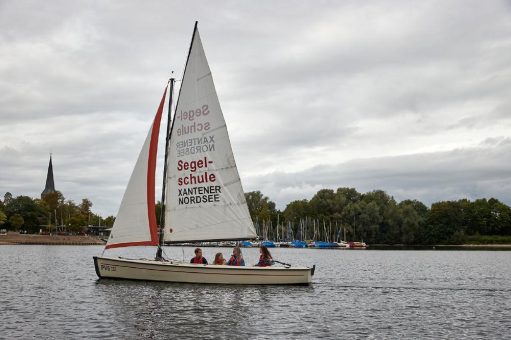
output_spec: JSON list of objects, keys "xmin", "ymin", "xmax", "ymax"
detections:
[
  {"xmin": 5, "ymin": 196, "xmax": 47, "ymax": 232},
  {"xmin": 3, "ymin": 192, "xmax": 13, "ymax": 205},
  {"xmin": 309, "ymin": 189, "xmax": 336, "ymax": 218},
  {"xmin": 80, "ymin": 198, "xmax": 93, "ymax": 225},
  {"xmin": 103, "ymin": 216, "xmax": 116, "ymax": 227},
  {"xmin": 487, "ymin": 198, "xmax": 511, "ymax": 235},
  {"xmin": 69, "ymin": 215, "xmax": 86, "ymax": 233},
  {"xmin": 343, "ymin": 201, "xmax": 362, "ymax": 241},
  {"xmin": 336, "ymin": 187, "xmax": 362, "ymax": 204},
  {"xmin": 398, "ymin": 203, "xmax": 423, "ymax": 244},
  {"xmin": 359, "ymin": 201, "xmax": 382, "ymax": 243},
  {"xmin": 0, "ymin": 209, "xmax": 6, "ymax": 226},
  {"xmin": 42, "ymin": 191, "xmax": 61, "ymax": 212},
  {"xmin": 245, "ymin": 191, "xmax": 277, "ymax": 222},
  {"xmin": 426, "ymin": 201, "xmax": 467, "ymax": 244},
  {"xmin": 63, "ymin": 200, "xmax": 81, "ymax": 228},
  {"xmin": 41, "ymin": 191, "xmax": 66, "ymax": 227},
  {"xmin": 9, "ymin": 214, "xmax": 24, "ymax": 231},
  {"xmin": 283, "ymin": 200, "xmax": 310, "ymax": 222},
  {"xmin": 357, "ymin": 190, "xmax": 395, "ymax": 243}
]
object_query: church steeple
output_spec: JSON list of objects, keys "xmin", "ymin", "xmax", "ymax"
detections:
[{"xmin": 41, "ymin": 154, "xmax": 56, "ymax": 198}]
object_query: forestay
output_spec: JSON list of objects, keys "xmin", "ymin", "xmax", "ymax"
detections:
[{"xmin": 164, "ymin": 26, "xmax": 257, "ymax": 242}]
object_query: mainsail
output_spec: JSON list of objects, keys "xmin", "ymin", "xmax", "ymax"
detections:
[
  {"xmin": 164, "ymin": 24, "xmax": 257, "ymax": 242},
  {"xmin": 105, "ymin": 87, "xmax": 168, "ymax": 249}
]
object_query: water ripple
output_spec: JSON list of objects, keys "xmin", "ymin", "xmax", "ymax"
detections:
[{"xmin": 1, "ymin": 246, "xmax": 510, "ymax": 339}]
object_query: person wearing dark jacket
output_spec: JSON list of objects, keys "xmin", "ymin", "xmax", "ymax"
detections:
[
  {"xmin": 226, "ymin": 247, "xmax": 245, "ymax": 266},
  {"xmin": 255, "ymin": 246, "xmax": 273, "ymax": 267},
  {"xmin": 190, "ymin": 247, "xmax": 208, "ymax": 264}
]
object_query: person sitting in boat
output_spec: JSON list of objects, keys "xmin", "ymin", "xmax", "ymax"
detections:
[
  {"xmin": 255, "ymin": 246, "xmax": 274, "ymax": 267},
  {"xmin": 190, "ymin": 247, "xmax": 208, "ymax": 265},
  {"xmin": 226, "ymin": 247, "xmax": 245, "ymax": 266},
  {"xmin": 213, "ymin": 252, "xmax": 226, "ymax": 265}
]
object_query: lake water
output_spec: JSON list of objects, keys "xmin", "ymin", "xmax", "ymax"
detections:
[{"xmin": 1, "ymin": 246, "xmax": 510, "ymax": 339}]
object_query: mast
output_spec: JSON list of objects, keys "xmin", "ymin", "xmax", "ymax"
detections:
[
  {"xmin": 156, "ymin": 22, "xmax": 198, "ymax": 258},
  {"xmin": 156, "ymin": 78, "xmax": 175, "ymax": 260}
]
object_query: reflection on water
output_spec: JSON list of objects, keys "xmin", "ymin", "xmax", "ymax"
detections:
[
  {"xmin": 96, "ymin": 279, "xmax": 315, "ymax": 339},
  {"xmin": 1, "ymin": 245, "xmax": 510, "ymax": 339}
]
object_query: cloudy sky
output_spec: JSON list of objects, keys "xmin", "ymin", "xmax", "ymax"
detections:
[{"xmin": 1, "ymin": 0, "xmax": 510, "ymax": 217}]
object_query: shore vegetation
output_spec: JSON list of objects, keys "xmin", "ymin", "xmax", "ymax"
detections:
[{"xmin": 1, "ymin": 187, "xmax": 510, "ymax": 245}]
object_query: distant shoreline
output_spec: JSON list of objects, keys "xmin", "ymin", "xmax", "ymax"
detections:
[
  {"xmin": 369, "ymin": 244, "xmax": 511, "ymax": 250},
  {"xmin": 0, "ymin": 232, "xmax": 105, "ymax": 245},
  {"xmin": 1, "ymin": 233, "xmax": 510, "ymax": 249}
]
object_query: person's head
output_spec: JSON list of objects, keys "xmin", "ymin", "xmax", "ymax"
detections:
[
  {"xmin": 260, "ymin": 246, "xmax": 271, "ymax": 259},
  {"xmin": 194, "ymin": 248, "xmax": 202, "ymax": 257},
  {"xmin": 233, "ymin": 247, "xmax": 242, "ymax": 257},
  {"xmin": 214, "ymin": 252, "xmax": 224, "ymax": 264}
]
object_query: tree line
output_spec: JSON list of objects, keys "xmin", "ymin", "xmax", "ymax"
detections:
[
  {"xmin": 245, "ymin": 188, "xmax": 511, "ymax": 245},
  {"xmin": 2, "ymin": 187, "xmax": 511, "ymax": 244},
  {"xmin": 0, "ymin": 191, "xmax": 114, "ymax": 233}
]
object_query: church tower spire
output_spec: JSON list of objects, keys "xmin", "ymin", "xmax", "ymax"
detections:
[{"xmin": 41, "ymin": 154, "xmax": 56, "ymax": 198}]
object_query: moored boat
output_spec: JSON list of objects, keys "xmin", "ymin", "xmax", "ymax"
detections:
[
  {"xmin": 291, "ymin": 240, "xmax": 308, "ymax": 248},
  {"xmin": 240, "ymin": 240, "xmax": 254, "ymax": 247},
  {"xmin": 347, "ymin": 241, "xmax": 368, "ymax": 249},
  {"xmin": 261, "ymin": 240, "xmax": 276, "ymax": 248}
]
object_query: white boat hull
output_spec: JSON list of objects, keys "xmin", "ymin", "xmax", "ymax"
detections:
[{"xmin": 94, "ymin": 256, "xmax": 314, "ymax": 285}]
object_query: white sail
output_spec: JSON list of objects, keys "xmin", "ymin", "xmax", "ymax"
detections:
[
  {"xmin": 164, "ymin": 26, "xmax": 257, "ymax": 242},
  {"xmin": 105, "ymin": 88, "xmax": 167, "ymax": 249}
]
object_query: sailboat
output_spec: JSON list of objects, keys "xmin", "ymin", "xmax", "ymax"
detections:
[{"xmin": 93, "ymin": 22, "xmax": 315, "ymax": 285}]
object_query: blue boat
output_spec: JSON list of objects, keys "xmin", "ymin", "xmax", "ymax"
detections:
[
  {"xmin": 240, "ymin": 241, "xmax": 253, "ymax": 247},
  {"xmin": 291, "ymin": 240, "xmax": 308, "ymax": 248},
  {"xmin": 261, "ymin": 240, "xmax": 276, "ymax": 248},
  {"xmin": 313, "ymin": 241, "xmax": 338, "ymax": 248}
]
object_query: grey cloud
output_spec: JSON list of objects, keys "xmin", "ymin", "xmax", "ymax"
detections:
[
  {"xmin": 248, "ymin": 138, "xmax": 511, "ymax": 210},
  {"xmin": 1, "ymin": 0, "xmax": 510, "ymax": 216}
]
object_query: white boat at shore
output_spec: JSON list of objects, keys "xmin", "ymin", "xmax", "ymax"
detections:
[{"xmin": 93, "ymin": 22, "xmax": 314, "ymax": 285}]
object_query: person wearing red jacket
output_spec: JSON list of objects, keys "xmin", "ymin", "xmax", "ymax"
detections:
[
  {"xmin": 227, "ymin": 247, "xmax": 245, "ymax": 266},
  {"xmin": 256, "ymin": 246, "xmax": 273, "ymax": 267},
  {"xmin": 190, "ymin": 247, "xmax": 208, "ymax": 264}
]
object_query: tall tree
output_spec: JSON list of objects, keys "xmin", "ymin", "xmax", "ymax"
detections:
[
  {"xmin": 426, "ymin": 201, "xmax": 467, "ymax": 244},
  {"xmin": 4, "ymin": 196, "xmax": 46, "ymax": 232},
  {"xmin": 9, "ymin": 214, "xmax": 24, "ymax": 231},
  {"xmin": 309, "ymin": 189, "xmax": 336, "ymax": 219},
  {"xmin": 80, "ymin": 198, "xmax": 93, "ymax": 225},
  {"xmin": 3, "ymin": 192, "xmax": 13, "ymax": 205},
  {"xmin": 245, "ymin": 191, "xmax": 277, "ymax": 222},
  {"xmin": 283, "ymin": 199, "xmax": 310, "ymax": 222},
  {"xmin": 0, "ymin": 209, "xmax": 6, "ymax": 227},
  {"xmin": 103, "ymin": 216, "xmax": 116, "ymax": 227}
]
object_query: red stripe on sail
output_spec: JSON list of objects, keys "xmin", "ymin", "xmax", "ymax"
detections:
[{"xmin": 147, "ymin": 86, "xmax": 168, "ymax": 245}]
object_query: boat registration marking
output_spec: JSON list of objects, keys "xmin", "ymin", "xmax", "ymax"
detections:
[{"xmin": 101, "ymin": 264, "xmax": 117, "ymax": 272}]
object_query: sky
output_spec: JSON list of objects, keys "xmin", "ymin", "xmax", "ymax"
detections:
[{"xmin": 1, "ymin": 0, "xmax": 510, "ymax": 217}]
